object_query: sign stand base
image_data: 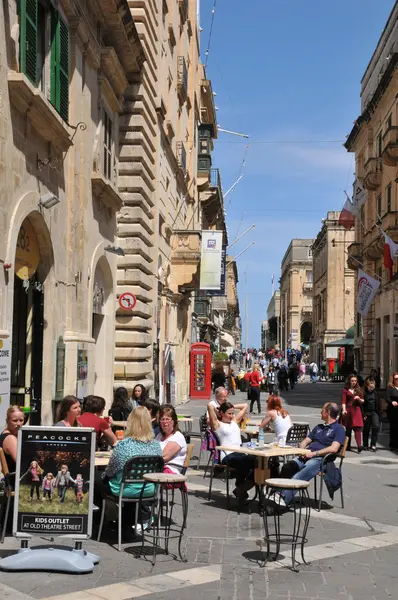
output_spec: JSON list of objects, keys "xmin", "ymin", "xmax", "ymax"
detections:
[{"xmin": 0, "ymin": 540, "xmax": 100, "ymax": 574}]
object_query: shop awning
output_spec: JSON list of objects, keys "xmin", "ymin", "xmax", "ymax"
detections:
[{"xmin": 325, "ymin": 337, "xmax": 355, "ymax": 347}]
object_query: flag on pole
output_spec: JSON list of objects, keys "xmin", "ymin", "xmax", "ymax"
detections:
[
  {"xmin": 338, "ymin": 193, "xmax": 355, "ymax": 230},
  {"xmin": 378, "ymin": 226, "xmax": 398, "ymax": 281},
  {"xmin": 357, "ymin": 269, "xmax": 380, "ymax": 316},
  {"xmin": 352, "ymin": 179, "xmax": 367, "ymax": 215}
]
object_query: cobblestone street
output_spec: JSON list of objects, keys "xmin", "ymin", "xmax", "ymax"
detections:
[{"xmin": 1, "ymin": 383, "xmax": 398, "ymax": 600}]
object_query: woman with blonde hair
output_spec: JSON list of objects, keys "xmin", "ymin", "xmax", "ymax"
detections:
[
  {"xmin": 104, "ymin": 406, "xmax": 162, "ymax": 497},
  {"xmin": 99, "ymin": 406, "xmax": 163, "ymax": 539},
  {"xmin": 0, "ymin": 405, "xmax": 24, "ymax": 477},
  {"xmin": 386, "ymin": 372, "xmax": 398, "ymax": 450},
  {"xmin": 260, "ymin": 395, "xmax": 293, "ymax": 446}
]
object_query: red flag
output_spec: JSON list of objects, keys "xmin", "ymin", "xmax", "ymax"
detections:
[
  {"xmin": 384, "ymin": 242, "xmax": 393, "ymax": 281},
  {"xmin": 379, "ymin": 226, "xmax": 398, "ymax": 281},
  {"xmin": 338, "ymin": 193, "xmax": 355, "ymax": 230}
]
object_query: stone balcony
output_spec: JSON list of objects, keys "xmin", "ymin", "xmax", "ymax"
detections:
[
  {"xmin": 199, "ymin": 168, "xmax": 224, "ymax": 226},
  {"xmin": 302, "ymin": 306, "xmax": 313, "ymax": 316},
  {"xmin": 346, "ymin": 242, "xmax": 362, "ymax": 270},
  {"xmin": 303, "ymin": 282, "xmax": 313, "ymax": 292},
  {"xmin": 382, "ymin": 126, "xmax": 398, "ymax": 166},
  {"xmin": 8, "ymin": 71, "xmax": 72, "ymax": 153},
  {"xmin": 169, "ymin": 231, "xmax": 201, "ymax": 293},
  {"xmin": 363, "ymin": 157, "xmax": 383, "ymax": 191}
]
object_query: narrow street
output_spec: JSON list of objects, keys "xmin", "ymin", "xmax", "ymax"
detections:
[{"xmin": 2, "ymin": 383, "xmax": 398, "ymax": 600}]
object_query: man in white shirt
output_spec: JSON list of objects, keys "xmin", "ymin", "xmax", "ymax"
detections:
[{"xmin": 207, "ymin": 387, "xmax": 247, "ymax": 420}]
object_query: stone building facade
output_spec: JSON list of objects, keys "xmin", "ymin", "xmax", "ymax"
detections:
[
  {"xmin": 279, "ymin": 240, "xmax": 313, "ymax": 353},
  {"xmin": 266, "ymin": 291, "xmax": 281, "ymax": 349},
  {"xmin": 345, "ymin": 1, "xmax": 398, "ymax": 384},
  {"xmin": 117, "ymin": 0, "xmax": 204, "ymax": 404},
  {"xmin": 311, "ymin": 212, "xmax": 355, "ymax": 364},
  {"xmin": 0, "ymin": 0, "xmax": 143, "ymax": 423}
]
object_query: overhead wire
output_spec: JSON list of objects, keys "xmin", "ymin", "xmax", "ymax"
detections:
[
  {"xmin": 215, "ymin": 139, "xmax": 345, "ymax": 144},
  {"xmin": 204, "ymin": 0, "xmax": 217, "ymax": 69}
]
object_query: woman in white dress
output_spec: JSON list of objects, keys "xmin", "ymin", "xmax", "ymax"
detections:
[{"xmin": 207, "ymin": 401, "xmax": 255, "ymax": 499}]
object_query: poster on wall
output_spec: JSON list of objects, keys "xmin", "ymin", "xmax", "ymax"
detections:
[
  {"xmin": 208, "ymin": 244, "xmax": 227, "ymax": 296},
  {"xmin": 199, "ymin": 231, "xmax": 223, "ymax": 290},
  {"xmin": 0, "ymin": 338, "xmax": 11, "ymax": 425},
  {"xmin": 13, "ymin": 426, "xmax": 95, "ymax": 538},
  {"xmin": 76, "ymin": 343, "xmax": 88, "ymax": 399}
]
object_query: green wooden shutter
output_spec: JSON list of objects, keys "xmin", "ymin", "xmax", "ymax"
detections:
[
  {"xmin": 51, "ymin": 11, "xmax": 69, "ymax": 122},
  {"xmin": 20, "ymin": 0, "xmax": 38, "ymax": 85}
]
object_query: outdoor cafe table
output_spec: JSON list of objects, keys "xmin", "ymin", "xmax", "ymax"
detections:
[
  {"xmin": 95, "ymin": 452, "xmax": 111, "ymax": 467},
  {"xmin": 215, "ymin": 444, "xmax": 309, "ymax": 486}
]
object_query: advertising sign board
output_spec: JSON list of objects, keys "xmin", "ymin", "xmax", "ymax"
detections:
[
  {"xmin": 0, "ymin": 338, "xmax": 11, "ymax": 424},
  {"xmin": 13, "ymin": 427, "xmax": 95, "ymax": 539}
]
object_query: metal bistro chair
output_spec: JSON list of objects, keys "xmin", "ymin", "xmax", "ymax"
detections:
[
  {"xmin": 97, "ymin": 455, "xmax": 164, "ymax": 551},
  {"xmin": 313, "ymin": 436, "xmax": 349, "ymax": 512},
  {"xmin": 207, "ymin": 430, "xmax": 237, "ymax": 508},
  {"xmin": 166, "ymin": 443, "xmax": 194, "ymax": 514},
  {"xmin": 285, "ymin": 423, "xmax": 310, "ymax": 447},
  {"xmin": 184, "ymin": 414, "xmax": 207, "ymax": 470},
  {"xmin": 0, "ymin": 449, "xmax": 15, "ymax": 544}
]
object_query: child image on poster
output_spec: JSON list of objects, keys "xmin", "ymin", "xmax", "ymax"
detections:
[
  {"xmin": 42, "ymin": 473, "xmax": 55, "ymax": 501},
  {"xmin": 18, "ymin": 451, "xmax": 90, "ymax": 515},
  {"xmin": 20, "ymin": 461, "xmax": 44, "ymax": 502}
]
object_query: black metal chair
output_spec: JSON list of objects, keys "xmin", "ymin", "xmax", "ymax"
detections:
[
  {"xmin": 285, "ymin": 423, "xmax": 310, "ymax": 446},
  {"xmin": 97, "ymin": 455, "xmax": 164, "ymax": 551},
  {"xmin": 314, "ymin": 436, "xmax": 349, "ymax": 511},
  {"xmin": 185, "ymin": 414, "xmax": 207, "ymax": 470},
  {"xmin": 206, "ymin": 430, "xmax": 239, "ymax": 508}
]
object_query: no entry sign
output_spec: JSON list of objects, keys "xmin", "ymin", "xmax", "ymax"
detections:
[{"xmin": 119, "ymin": 292, "xmax": 137, "ymax": 311}]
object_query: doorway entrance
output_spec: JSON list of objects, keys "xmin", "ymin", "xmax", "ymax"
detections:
[{"xmin": 10, "ymin": 218, "xmax": 44, "ymax": 424}]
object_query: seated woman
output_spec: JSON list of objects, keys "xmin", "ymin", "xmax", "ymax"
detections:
[
  {"xmin": 0, "ymin": 405, "xmax": 25, "ymax": 482},
  {"xmin": 79, "ymin": 395, "xmax": 117, "ymax": 449},
  {"xmin": 155, "ymin": 405, "xmax": 187, "ymax": 474},
  {"xmin": 207, "ymin": 401, "xmax": 255, "ymax": 499},
  {"xmin": 54, "ymin": 396, "xmax": 82, "ymax": 427},
  {"xmin": 109, "ymin": 387, "xmax": 134, "ymax": 421},
  {"xmin": 260, "ymin": 395, "xmax": 293, "ymax": 446},
  {"xmin": 101, "ymin": 406, "xmax": 163, "ymax": 536},
  {"xmin": 143, "ymin": 398, "xmax": 160, "ymax": 436}
]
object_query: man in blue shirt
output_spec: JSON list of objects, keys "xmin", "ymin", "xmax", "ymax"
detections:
[{"xmin": 274, "ymin": 402, "xmax": 346, "ymax": 506}]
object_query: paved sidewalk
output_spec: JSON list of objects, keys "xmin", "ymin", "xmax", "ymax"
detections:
[{"xmin": 1, "ymin": 384, "xmax": 397, "ymax": 600}]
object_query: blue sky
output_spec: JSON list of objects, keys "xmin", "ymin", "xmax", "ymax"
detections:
[{"xmin": 200, "ymin": 0, "xmax": 394, "ymax": 347}]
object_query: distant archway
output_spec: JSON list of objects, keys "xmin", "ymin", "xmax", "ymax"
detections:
[{"xmin": 300, "ymin": 321, "xmax": 312, "ymax": 344}]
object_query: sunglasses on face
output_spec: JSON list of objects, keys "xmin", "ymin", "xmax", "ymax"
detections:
[{"xmin": 160, "ymin": 418, "xmax": 173, "ymax": 423}]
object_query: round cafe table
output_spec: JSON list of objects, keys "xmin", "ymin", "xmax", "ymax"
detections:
[{"xmin": 260, "ymin": 478, "xmax": 311, "ymax": 572}]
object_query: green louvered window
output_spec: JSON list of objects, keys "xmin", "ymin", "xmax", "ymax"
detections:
[
  {"xmin": 19, "ymin": 1, "xmax": 69, "ymax": 122},
  {"xmin": 20, "ymin": 0, "xmax": 38, "ymax": 85},
  {"xmin": 51, "ymin": 10, "xmax": 69, "ymax": 122}
]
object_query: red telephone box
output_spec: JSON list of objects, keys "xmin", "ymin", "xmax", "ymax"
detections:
[{"xmin": 190, "ymin": 342, "xmax": 212, "ymax": 399}]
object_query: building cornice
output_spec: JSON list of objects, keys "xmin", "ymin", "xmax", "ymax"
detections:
[{"xmin": 345, "ymin": 53, "xmax": 398, "ymax": 151}]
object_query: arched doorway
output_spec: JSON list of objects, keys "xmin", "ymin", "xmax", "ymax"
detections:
[
  {"xmin": 300, "ymin": 321, "xmax": 312, "ymax": 345},
  {"xmin": 11, "ymin": 216, "xmax": 51, "ymax": 424},
  {"xmin": 91, "ymin": 256, "xmax": 114, "ymax": 400}
]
